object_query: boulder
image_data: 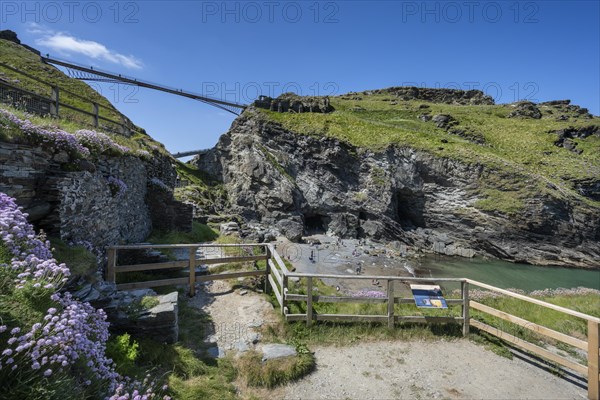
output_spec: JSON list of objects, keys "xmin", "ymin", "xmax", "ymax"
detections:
[
  {"xmin": 431, "ymin": 114, "xmax": 457, "ymax": 129},
  {"xmin": 261, "ymin": 344, "xmax": 297, "ymax": 361},
  {"xmin": 277, "ymin": 218, "xmax": 304, "ymax": 242},
  {"xmin": 0, "ymin": 30, "xmax": 20, "ymax": 44},
  {"xmin": 507, "ymin": 101, "xmax": 542, "ymax": 119}
]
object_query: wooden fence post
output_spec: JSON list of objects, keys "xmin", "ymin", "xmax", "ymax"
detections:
[
  {"xmin": 92, "ymin": 102, "xmax": 99, "ymax": 127},
  {"xmin": 282, "ymin": 275, "xmax": 288, "ymax": 316},
  {"xmin": 264, "ymin": 245, "xmax": 271, "ymax": 294},
  {"xmin": 189, "ymin": 246, "xmax": 197, "ymax": 297},
  {"xmin": 588, "ymin": 320, "xmax": 599, "ymax": 400},
  {"xmin": 387, "ymin": 279, "xmax": 395, "ymax": 329},
  {"xmin": 306, "ymin": 276, "xmax": 313, "ymax": 327},
  {"xmin": 106, "ymin": 248, "xmax": 116, "ymax": 284},
  {"xmin": 50, "ymin": 86, "xmax": 59, "ymax": 117},
  {"xmin": 462, "ymin": 281, "xmax": 470, "ymax": 337}
]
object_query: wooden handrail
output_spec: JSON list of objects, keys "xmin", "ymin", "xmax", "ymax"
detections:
[
  {"xmin": 467, "ymin": 279, "xmax": 600, "ymax": 323},
  {"xmin": 471, "ymin": 319, "xmax": 588, "ymax": 375},
  {"xmin": 470, "ymin": 300, "xmax": 588, "ymax": 350},
  {"xmin": 288, "ymin": 272, "xmax": 465, "ymax": 282},
  {"xmin": 108, "ymin": 243, "xmax": 268, "ymax": 249},
  {"xmin": 267, "ymin": 244, "xmax": 290, "ymax": 275}
]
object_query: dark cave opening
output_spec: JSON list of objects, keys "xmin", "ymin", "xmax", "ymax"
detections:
[
  {"xmin": 304, "ymin": 214, "xmax": 328, "ymax": 234},
  {"xmin": 395, "ymin": 188, "xmax": 426, "ymax": 230}
]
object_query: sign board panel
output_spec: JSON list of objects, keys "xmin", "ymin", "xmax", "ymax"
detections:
[{"xmin": 410, "ymin": 284, "xmax": 448, "ymax": 309}]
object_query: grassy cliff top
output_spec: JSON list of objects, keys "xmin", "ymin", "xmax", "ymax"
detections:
[
  {"xmin": 258, "ymin": 92, "xmax": 600, "ymax": 209},
  {"xmin": 0, "ymin": 38, "xmax": 170, "ymax": 157},
  {"xmin": 0, "ymin": 38, "xmax": 125, "ymax": 124}
]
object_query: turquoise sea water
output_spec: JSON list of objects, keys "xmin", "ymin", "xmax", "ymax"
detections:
[{"xmin": 416, "ymin": 255, "xmax": 600, "ymax": 292}]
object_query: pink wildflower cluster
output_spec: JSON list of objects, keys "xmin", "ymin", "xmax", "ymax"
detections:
[
  {"xmin": 0, "ymin": 292, "xmax": 115, "ymax": 380},
  {"xmin": 107, "ymin": 176, "xmax": 128, "ymax": 197},
  {"xmin": 0, "ymin": 193, "xmax": 68, "ymax": 290},
  {"xmin": 0, "ymin": 109, "xmax": 153, "ymax": 162},
  {"xmin": 74, "ymin": 130, "xmax": 130, "ymax": 156},
  {"xmin": 135, "ymin": 150, "xmax": 152, "ymax": 161},
  {"xmin": 353, "ymin": 290, "xmax": 386, "ymax": 298},
  {"xmin": 0, "ymin": 193, "xmax": 52, "ymax": 260},
  {"xmin": 149, "ymin": 177, "xmax": 171, "ymax": 192},
  {"xmin": 0, "ymin": 109, "xmax": 89, "ymax": 158},
  {"xmin": 0, "ymin": 192, "xmax": 170, "ymax": 399},
  {"xmin": 529, "ymin": 287, "xmax": 600, "ymax": 297}
]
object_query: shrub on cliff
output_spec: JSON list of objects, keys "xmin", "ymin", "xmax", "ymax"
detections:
[{"xmin": 0, "ymin": 192, "xmax": 170, "ymax": 399}]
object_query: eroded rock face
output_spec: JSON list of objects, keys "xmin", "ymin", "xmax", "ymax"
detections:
[{"xmin": 195, "ymin": 109, "xmax": 600, "ymax": 268}]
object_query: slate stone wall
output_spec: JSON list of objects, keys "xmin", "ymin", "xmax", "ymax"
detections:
[{"xmin": 0, "ymin": 141, "xmax": 191, "ymax": 250}]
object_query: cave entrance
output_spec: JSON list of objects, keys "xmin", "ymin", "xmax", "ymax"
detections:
[
  {"xmin": 304, "ymin": 214, "xmax": 328, "ymax": 235},
  {"xmin": 395, "ymin": 188, "xmax": 425, "ymax": 230}
]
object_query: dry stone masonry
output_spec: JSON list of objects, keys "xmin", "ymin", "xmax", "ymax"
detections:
[{"xmin": 0, "ymin": 140, "xmax": 192, "ymax": 251}]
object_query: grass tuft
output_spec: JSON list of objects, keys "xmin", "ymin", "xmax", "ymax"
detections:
[{"xmin": 236, "ymin": 350, "xmax": 315, "ymax": 388}]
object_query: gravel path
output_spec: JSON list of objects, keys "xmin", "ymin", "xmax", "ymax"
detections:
[
  {"xmin": 189, "ymin": 280, "xmax": 278, "ymax": 355},
  {"xmin": 281, "ymin": 340, "xmax": 585, "ymax": 399}
]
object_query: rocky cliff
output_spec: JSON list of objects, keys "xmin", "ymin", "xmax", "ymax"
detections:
[{"xmin": 195, "ymin": 90, "xmax": 600, "ymax": 268}]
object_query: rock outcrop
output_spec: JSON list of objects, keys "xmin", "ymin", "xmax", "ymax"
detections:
[
  {"xmin": 195, "ymin": 107, "xmax": 600, "ymax": 268},
  {"xmin": 507, "ymin": 101, "xmax": 542, "ymax": 119},
  {"xmin": 342, "ymin": 87, "xmax": 495, "ymax": 105},
  {"xmin": 254, "ymin": 93, "xmax": 334, "ymax": 113}
]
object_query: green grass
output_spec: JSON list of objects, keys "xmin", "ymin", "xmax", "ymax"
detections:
[
  {"xmin": 474, "ymin": 189, "xmax": 527, "ymax": 215},
  {"xmin": 124, "ymin": 295, "xmax": 162, "ymax": 319},
  {"xmin": 258, "ymin": 94, "xmax": 600, "ymax": 212},
  {"xmin": 473, "ymin": 293, "xmax": 600, "ymax": 341},
  {"xmin": 0, "ymin": 241, "xmax": 11, "ymax": 263},
  {"xmin": 105, "ymin": 333, "xmax": 140, "ymax": 378},
  {"xmin": 147, "ymin": 221, "xmax": 219, "ymax": 245},
  {"xmin": 175, "ymin": 161, "xmax": 217, "ymax": 188},
  {"xmin": 173, "ymin": 161, "xmax": 230, "ymax": 218},
  {"xmin": 49, "ymin": 237, "xmax": 97, "ymax": 278},
  {"xmin": 0, "ymin": 39, "xmax": 120, "ymax": 121}
]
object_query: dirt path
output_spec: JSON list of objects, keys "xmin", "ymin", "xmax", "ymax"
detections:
[
  {"xmin": 190, "ymin": 281, "xmax": 585, "ymax": 399},
  {"xmin": 189, "ymin": 280, "xmax": 279, "ymax": 355},
  {"xmin": 281, "ymin": 340, "xmax": 585, "ymax": 400}
]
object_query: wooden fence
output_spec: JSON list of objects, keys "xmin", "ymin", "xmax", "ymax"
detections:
[
  {"xmin": 106, "ymin": 242, "xmax": 600, "ymax": 399},
  {"xmin": 467, "ymin": 279, "xmax": 599, "ymax": 400},
  {"xmin": 106, "ymin": 243, "xmax": 270, "ymax": 296}
]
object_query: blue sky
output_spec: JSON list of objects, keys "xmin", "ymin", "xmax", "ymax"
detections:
[{"xmin": 1, "ymin": 1, "xmax": 599, "ymax": 154}]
